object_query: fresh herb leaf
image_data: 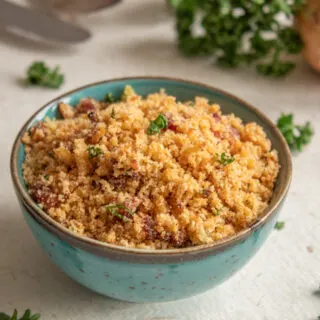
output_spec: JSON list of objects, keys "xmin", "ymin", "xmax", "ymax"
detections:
[
  {"xmin": 0, "ymin": 309, "xmax": 40, "ymax": 320},
  {"xmin": 0, "ymin": 313, "xmax": 10, "ymax": 320},
  {"xmin": 277, "ymin": 114, "xmax": 314, "ymax": 152},
  {"xmin": 213, "ymin": 207, "xmax": 223, "ymax": 216},
  {"xmin": 274, "ymin": 221, "xmax": 285, "ymax": 230},
  {"xmin": 147, "ymin": 121, "xmax": 161, "ymax": 135},
  {"xmin": 44, "ymin": 174, "xmax": 50, "ymax": 180},
  {"xmin": 170, "ymin": 1, "xmax": 303, "ymax": 77},
  {"xmin": 88, "ymin": 146, "xmax": 103, "ymax": 159},
  {"xmin": 217, "ymin": 152, "xmax": 235, "ymax": 165},
  {"xmin": 105, "ymin": 204, "xmax": 135, "ymax": 221},
  {"xmin": 147, "ymin": 114, "xmax": 168, "ymax": 135},
  {"xmin": 105, "ymin": 93, "xmax": 114, "ymax": 103},
  {"xmin": 111, "ymin": 107, "xmax": 116, "ymax": 119},
  {"xmin": 26, "ymin": 62, "xmax": 64, "ymax": 89}
]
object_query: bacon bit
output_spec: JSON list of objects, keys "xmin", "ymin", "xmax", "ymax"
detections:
[
  {"xmin": 108, "ymin": 176, "xmax": 128, "ymax": 191},
  {"xmin": 212, "ymin": 130, "xmax": 222, "ymax": 138},
  {"xmin": 168, "ymin": 120, "xmax": 178, "ymax": 132},
  {"xmin": 29, "ymin": 183, "xmax": 59, "ymax": 209},
  {"xmin": 125, "ymin": 170, "xmax": 140, "ymax": 179},
  {"xmin": 163, "ymin": 112, "xmax": 178, "ymax": 132},
  {"xmin": 58, "ymin": 102, "xmax": 75, "ymax": 119},
  {"xmin": 76, "ymin": 99, "xmax": 96, "ymax": 114},
  {"xmin": 88, "ymin": 111, "xmax": 99, "ymax": 122},
  {"xmin": 91, "ymin": 180, "xmax": 101, "ymax": 189},
  {"xmin": 212, "ymin": 113, "xmax": 221, "ymax": 122},
  {"xmin": 143, "ymin": 215, "xmax": 158, "ymax": 240},
  {"xmin": 108, "ymin": 172, "xmax": 140, "ymax": 191},
  {"xmin": 171, "ymin": 230, "xmax": 187, "ymax": 247},
  {"xmin": 230, "ymin": 127, "xmax": 240, "ymax": 139},
  {"xmin": 174, "ymin": 202, "xmax": 184, "ymax": 214},
  {"xmin": 124, "ymin": 196, "xmax": 141, "ymax": 212}
]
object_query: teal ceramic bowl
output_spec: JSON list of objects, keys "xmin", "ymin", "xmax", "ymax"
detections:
[{"xmin": 10, "ymin": 77, "xmax": 292, "ymax": 302}]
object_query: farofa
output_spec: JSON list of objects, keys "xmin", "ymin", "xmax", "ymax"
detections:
[{"xmin": 22, "ymin": 86, "xmax": 280, "ymax": 249}]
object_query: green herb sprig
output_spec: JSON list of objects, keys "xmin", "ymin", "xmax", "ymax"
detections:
[
  {"xmin": 105, "ymin": 93, "xmax": 114, "ymax": 103},
  {"xmin": 277, "ymin": 114, "xmax": 313, "ymax": 152},
  {"xmin": 111, "ymin": 107, "xmax": 116, "ymax": 119},
  {"xmin": 26, "ymin": 62, "xmax": 64, "ymax": 89},
  {"xmin": 0, "ymin": 309, "xmax": 40, "ymax": 320},
  {"xmin": 217, "ymin": 152, "xmax": 235, "ymax": 165},
  {"xmin": 274, "ymin": 221, "xmax": 285, "ymax": 230},
  {"xmin": 88, "ymin": 146, "xmax": 103, "ymax": 159},
  {"xmin": 169, "ymin": 0, "xmax": 304, "ymax": 77},
  {"xmin": 147, "ymin": 114, "xmax": 168, "ymax": 135},
  {"xmin": 213, "ymin": 207, "xmax": 223, "ymax": 216},
  {"xmin": 105, "ymin": 204, "xmax": 135, "ymax": 221}
]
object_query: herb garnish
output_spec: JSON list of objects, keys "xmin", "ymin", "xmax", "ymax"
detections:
[
  {"xmin": 105, "ymin": 204, "xmax": 135, "ymax": 221},
  {"xmin": 111, "ymin": 107, "xmax": 116, "ymax": 119},
  {"xmin": 88, "ymin": 146, "xmax": 103, "ymax": 159},
  {"xmin": 26, "ymin": 61, "xmax": 64, "ymax": 88},
  {"xmin": 169, "ymin": 0, "xmax": 304, "ymax": 77},
  {"xmin": 0, "ymin": 309, "xmax": 40, "ymax": 320},
  {"xmin": 274, "ymin": 221, "xmax": 285, "ymax": 230},
  {"xmin": 213, "ymin": 207, "xmax": 223, "ymax": 216},
  {"xmin": 217, "ymin": 152, "xmax": 235, "ymax": 165},
  {"xmin": 105, "ymin": 93, "xmax": 114, "ymax": 103},
  {"xmin": 147, "ymin": 113, "xmax": 168, "ymax": 135},
  {"xmin": 277, "ymin": 114, "xmax": 313, "ymax": 152},
  {"xmin": 44, "ymin": 174, "xmax": 50, "ymax": 181}
]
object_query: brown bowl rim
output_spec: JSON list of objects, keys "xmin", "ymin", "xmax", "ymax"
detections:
[{"xmin": 10, "ymin": 76, "xmax": 292, "ymax": 257}]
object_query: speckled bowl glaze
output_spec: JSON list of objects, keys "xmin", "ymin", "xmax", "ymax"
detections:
[{"xmin": 11, "ymin": 77, "xmax": 292, "ymax": 302}]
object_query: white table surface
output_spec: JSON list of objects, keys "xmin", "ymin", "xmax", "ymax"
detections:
[{"xmin": 0, "ymin": 1, "xmax": 319, "ymax": 319}]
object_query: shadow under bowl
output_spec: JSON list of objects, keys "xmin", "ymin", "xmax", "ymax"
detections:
[{"xmin": 10, "ymin": 77, "xmax": 292, "ymax": 302}]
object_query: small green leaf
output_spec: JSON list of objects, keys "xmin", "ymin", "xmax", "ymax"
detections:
[
  {"xmin": 277, "ymin": 114, "xmax": 313, "ymax": 152},
  {"xmin": 20, "ymin": 310, "xmax": 31, "ymax": 320},
  {"xmin": 0, "ymin": 309, "xmax": 41, "ymax": 320},
  {"xmin": 111, "ymin": 107, "xmax": 116, "ymax": 119},
  {"xmin": 0, "ymin": 313, "xmax": 10, "ymax": 320},
  {"xmin": 274, "ymin": 221, "xmax": 285, "ymax": 230},
  {"xmin": 104, "ymin": 93, "xmax": 114, "ymax": 103},
  {"xmin": 11, "ymin": 310, "xmax": 18, "ymax": 320},
  {"xmin": 88, "ymin": 146, "xmax": 103, "ymax": 159},
  {"xmin": 26, "ymin": 61, "xmax": 64, "ymax": 89},
  {"xmin": 105, "ymin": 204, "xmax": 135, "ymax": 221},
  {"xmin": 147, "ymin": 121, "xmax": 161, "ymax": 135},
  {"xmin": 217, "ymin": 152, "xmax": 235, "ymax": 165},
  {"xmin": 213, "ymin": 207, "xmax": 223, "ymax": 216},
  {"xmin": 147, "ymin": 114, "xmax": 168, "ymax": 135}
]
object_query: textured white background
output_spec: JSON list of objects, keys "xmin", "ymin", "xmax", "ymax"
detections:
[{"xmin": 0, "ymin": 1, "xmax": 319, "ymax": 319}]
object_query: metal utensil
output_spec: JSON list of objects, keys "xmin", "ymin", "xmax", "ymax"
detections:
[
  {"xmin": 44, "ymin": 0, "xmax": 122, "ymax": 13},
  {"xmin": 0, "ymin": 0, "xmax": 91, "ymax": 43}
]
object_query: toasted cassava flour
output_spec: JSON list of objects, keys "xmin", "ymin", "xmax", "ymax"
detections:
[{"xmin": 22, "ymin": 86, "xmax": 279, "ymax": 249}]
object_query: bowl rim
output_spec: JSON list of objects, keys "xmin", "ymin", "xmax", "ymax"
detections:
[{"xmin": 10, "ymin": 76, "xmax": 292, "ymax": 257}]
